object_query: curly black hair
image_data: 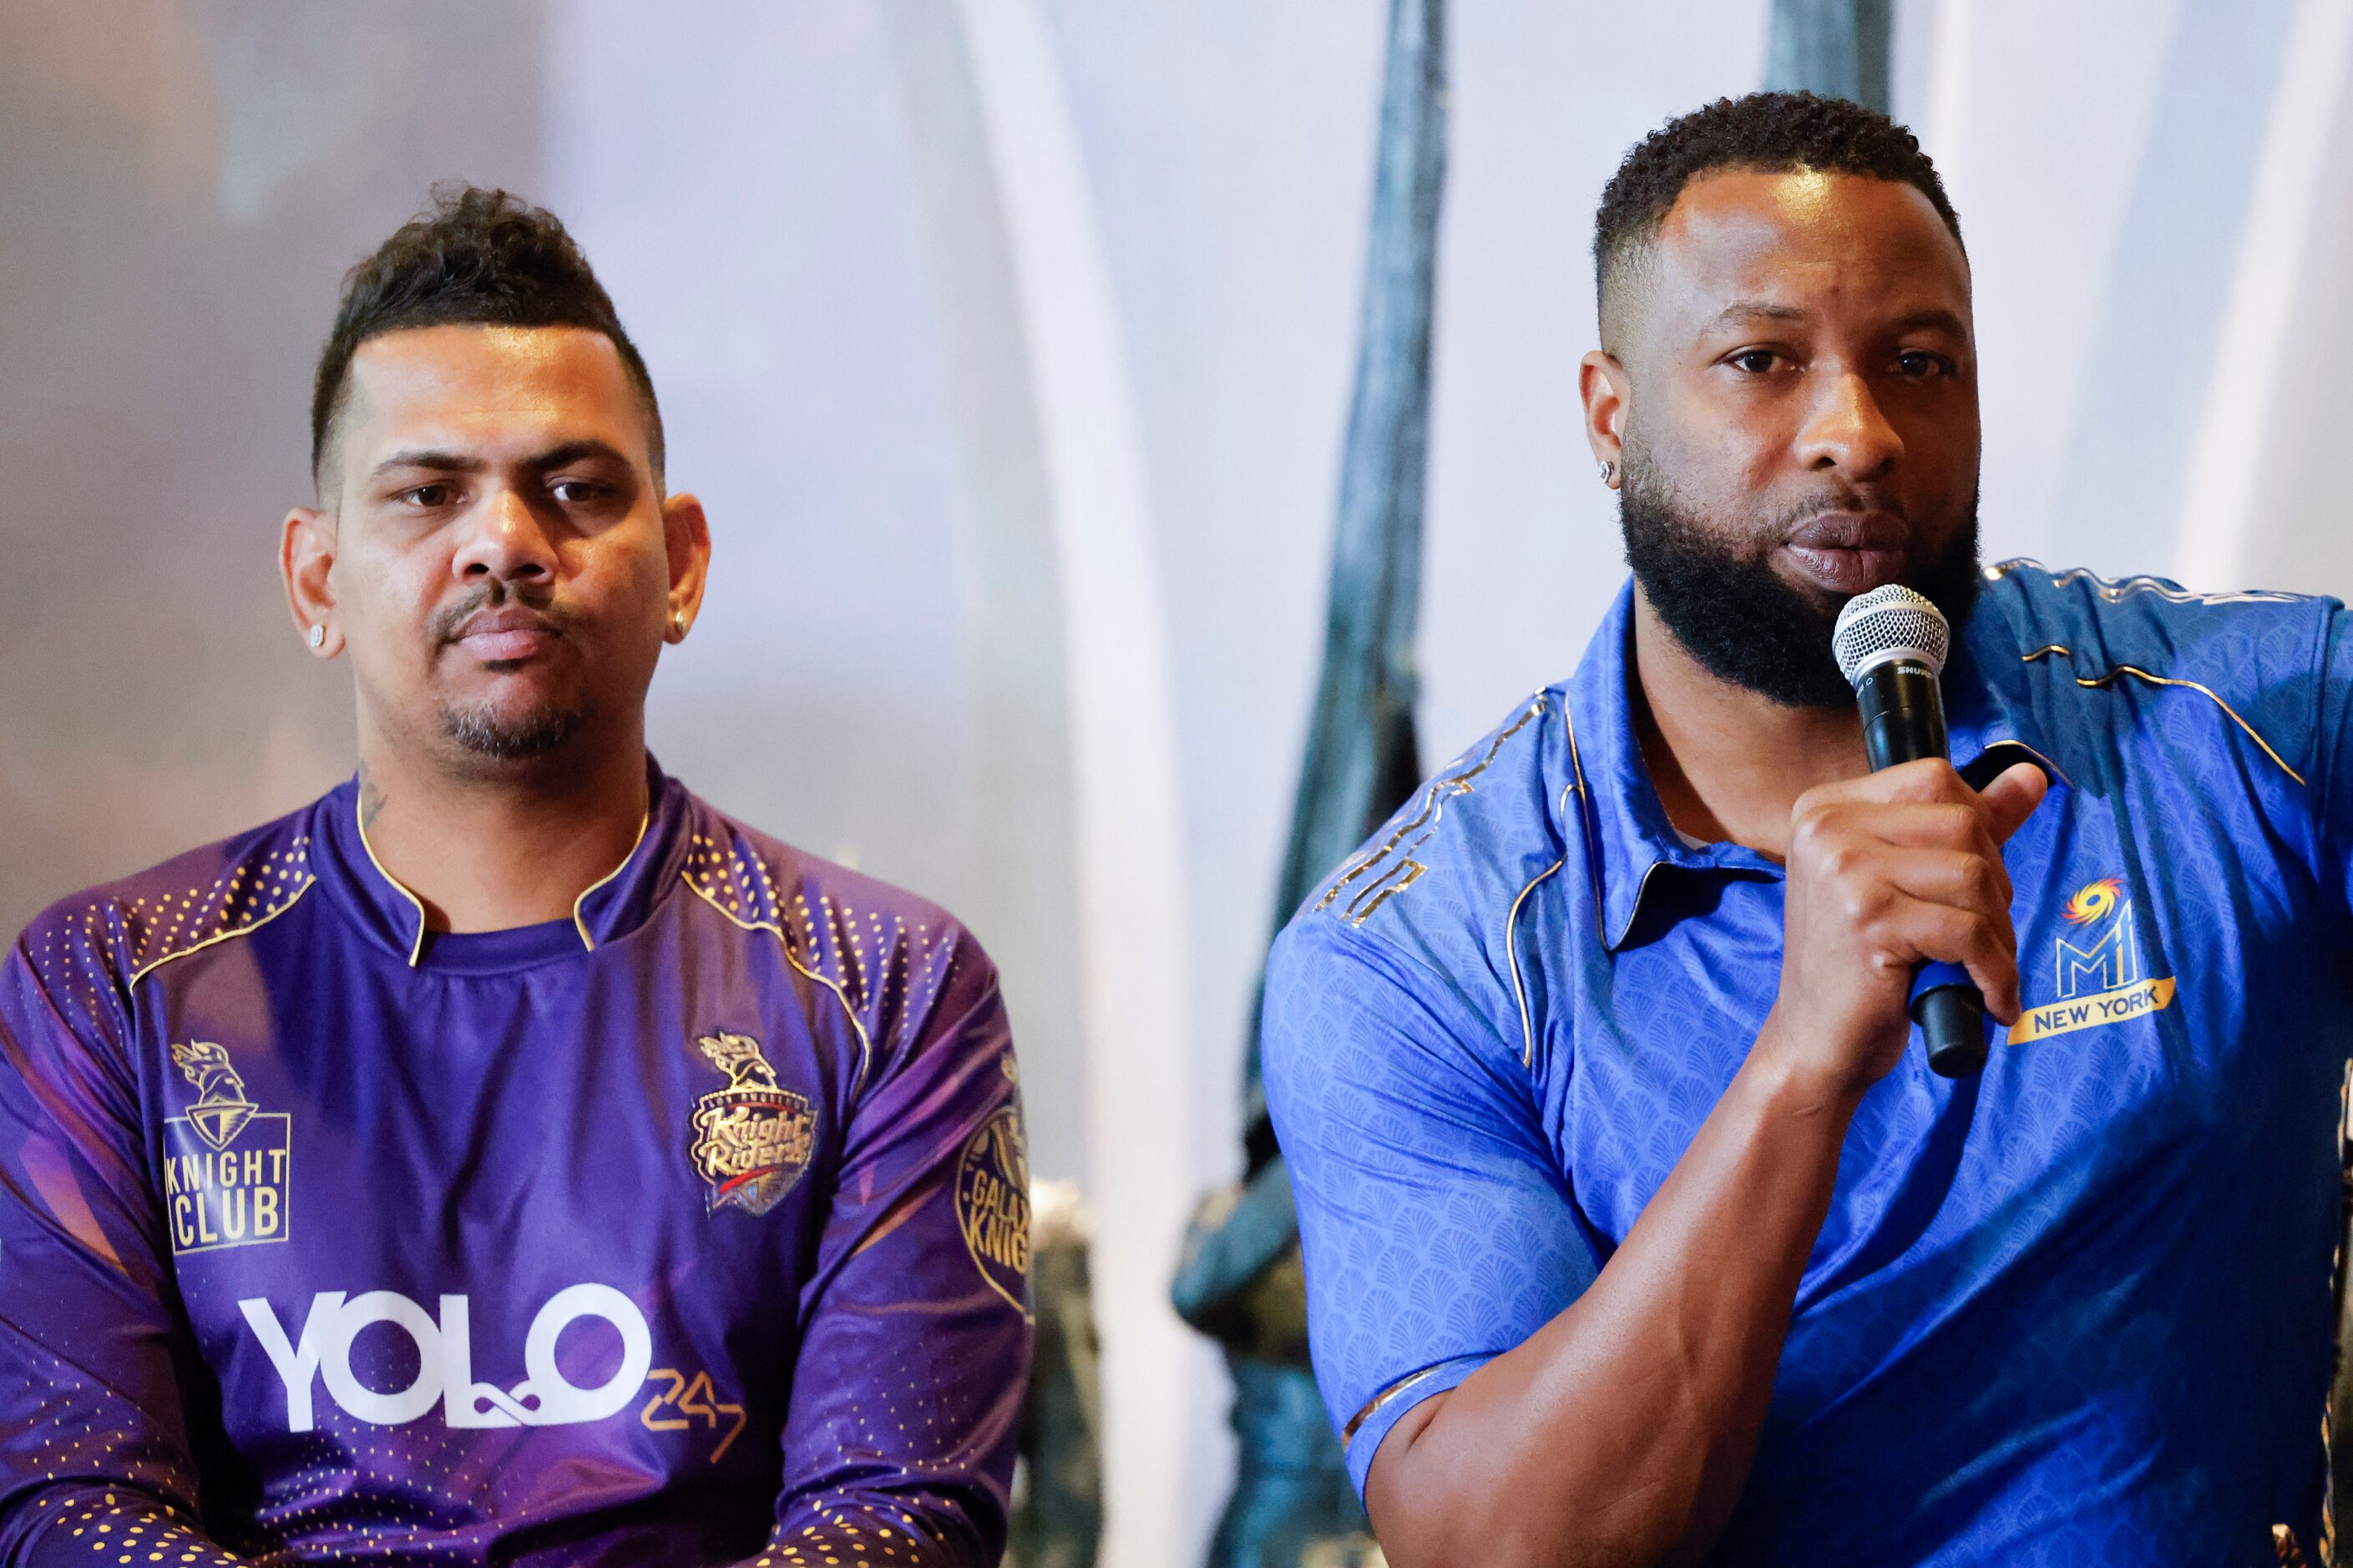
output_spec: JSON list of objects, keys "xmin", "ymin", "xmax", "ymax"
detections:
[
  {"xmin": 1594, "ymin": 92, "xmax": 1961, "ymax": 330},
  {"xmin": 309, "ymin": 184, "xmax": 663, "ymax": 488}
]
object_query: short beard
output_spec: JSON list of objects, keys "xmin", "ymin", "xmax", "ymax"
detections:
[
  {"xmin": 438, "ymin": 700, "xmax": 585, "ymax": 761},
  {"xmin": 1620, "ymin": 458, "xmax": 1982, "ymax": 710}
]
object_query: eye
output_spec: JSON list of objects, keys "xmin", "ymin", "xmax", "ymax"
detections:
[
  {"xmin": 397, "ymin": 483, "xmax": 457, "ymax": 508},
  {"xmin": 1896, "ymin": 350, "xmax": 1955, "ymax": 379},
  {"xmin": 1728, "ymin": 348, "xmax": 1784, "ymax": 376},
  {"xmin": 550, "ymin": 478, "xmax": 615, "ymax": 504}
]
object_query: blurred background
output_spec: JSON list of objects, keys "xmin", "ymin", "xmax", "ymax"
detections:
[{"xmin": 6, "ymin": 1, "xmax": 2353, "ymax": 1563}]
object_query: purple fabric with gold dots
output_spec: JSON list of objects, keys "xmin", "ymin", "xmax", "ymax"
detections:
[{"xmin": 0, "ymin": 761, "xmax": 1030, "ymax": 1565}]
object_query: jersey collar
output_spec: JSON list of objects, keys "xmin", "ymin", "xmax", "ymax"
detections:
[
  {"xmin": 311, "ymin": 755, "xmax": 689, "ymax": 967},
  {"xmin": 1565, "ymin": 578, "xmax": 2052, "ymax": 952}
]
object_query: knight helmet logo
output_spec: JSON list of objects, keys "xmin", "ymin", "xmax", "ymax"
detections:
[
  {"xmin": 172, "ymin": 1040, "xmax": 256, "ymax": 1150},
  {"xmin": 688, "ymin": 1032, "xmax": 816, "ymax": 1216}
]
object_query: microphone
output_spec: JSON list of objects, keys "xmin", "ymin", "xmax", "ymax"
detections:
[{"xmin": 1830, "ymin": 584, "xmax": 1989, "ymax": 1078}]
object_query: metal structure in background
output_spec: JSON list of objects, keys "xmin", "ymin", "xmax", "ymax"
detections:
[
  {"xmin": 1172, "ymin": 1, "xmax": 1445, "ymax": 1565},
  {"xmin": 1764, "ymin": 0, "xmax": 1892, "ymax": 113}
]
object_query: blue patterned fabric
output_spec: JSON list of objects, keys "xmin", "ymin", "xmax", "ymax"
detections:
[{"xmin": 1264, "ymin": 565, "xmax": 2353, "ymax": 1564}]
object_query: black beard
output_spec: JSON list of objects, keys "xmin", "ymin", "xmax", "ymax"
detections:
[
  {"xmin": 438, "ymin": 700, "xmax": 584, "ymax": 761},
  {"xmin": 1620, "ymin": 463, "xmax": 1981, "ymax": 710}
]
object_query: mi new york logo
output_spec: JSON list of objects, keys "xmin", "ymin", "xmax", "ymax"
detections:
[{"xmin": 2007, "ymin": 877, "xmax": 2176, "ymax": 1044}]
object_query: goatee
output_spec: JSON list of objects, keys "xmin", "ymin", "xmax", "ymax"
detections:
[
  {"xmin": 1620, "ymin": 461, "xmax": 1982, "ymax": 710},
  {"xmin": 438, "ymin": 701, "xmax": 585, "ymax": 760}
]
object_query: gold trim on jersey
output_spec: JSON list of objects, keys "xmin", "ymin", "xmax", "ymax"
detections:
[
  {"xmin": 353, "ymin": 798, "xmax": 430, "ymax": 966},
  {"xmin": 2021, "ymin": 644, "xmax": 2304, "ymax": 786},
  {"xmin": 681, "ymin": 874, "xmax": 876, "ymax": 1099},
  {"xmin": 571, "ymin": 808, "xmax": 651, "ymax": 951}
]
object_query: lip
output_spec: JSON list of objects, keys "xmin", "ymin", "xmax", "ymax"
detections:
[
  {"xmin": 448, "ymin": 607, "xmax": 561, "ymax": 663},
  {"xmin": 1781, "ymin": 510, "xmax": 1909, "ymax": 594}
]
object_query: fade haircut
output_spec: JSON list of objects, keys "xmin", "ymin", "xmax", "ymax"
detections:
[
  {"xmin": 1592, "ymin": 92, "xmax": 1963, "ymax": 343},
  {"xmin": 309, "ymin": 184, "xmax": 664, "ymax": 492}
]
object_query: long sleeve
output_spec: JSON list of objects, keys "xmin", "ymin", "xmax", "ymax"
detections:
[
  {"xmin": 0, "ymin": 934, "xmax": 244, "ymax": 1566},
  {"xmin": 753, "ymin": 931, "xmax": 1031, "ymax": 1567}
]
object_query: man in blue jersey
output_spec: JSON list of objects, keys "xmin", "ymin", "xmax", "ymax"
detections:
[
  {"xmin": 1265, "ymin": 92, "xmax": 2353, "ymax": 1565},
  {"xmin": 0, "ymin": 187, "xmax": 1032, "ymax": 1566}
]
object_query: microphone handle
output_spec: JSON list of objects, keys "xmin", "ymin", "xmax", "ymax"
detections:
[{"xmin": 1855, "ymin": 660, "xmax": 1990, "ymax": 1078}]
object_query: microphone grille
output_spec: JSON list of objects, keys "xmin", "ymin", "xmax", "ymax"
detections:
[{"xmin": 1832, "ymin": 584, "xmax": 1951, "ymax": 686}]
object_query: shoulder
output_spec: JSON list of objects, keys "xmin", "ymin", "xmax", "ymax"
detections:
[
  {"xmin": 1269, "ymin": 690, "xmax": 1575, "ymax": 1070},
  {"xmin": 674, "ymin": 798, "xmax": 997, "ymax": 1078},
  {"xmin": 1971, "ymin": 560, "xmax": 2340, "ymax": 787},
  {"xmin": 8, "ymin": 803, "xmax": 319, "ymax": 1042}
]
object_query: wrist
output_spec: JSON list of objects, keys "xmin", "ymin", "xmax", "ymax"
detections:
[{"xmin": 1745, "ymin": 1010, "xmax": 1870, "ymax": 1126}]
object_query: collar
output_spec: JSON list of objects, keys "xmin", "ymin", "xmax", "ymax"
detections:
[
  {"xmin": 311, "ymin": 755, "xmax": 688, "ymax": 967},
  {"xmin": 1566, "ymin": 580, "xmax": 2057, "ymax": 952}
]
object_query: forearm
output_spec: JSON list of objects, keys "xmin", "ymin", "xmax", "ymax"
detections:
[
  {"xmin": 5, "ymin": 1484, "xmax": 244, "ymax": 1568},
  {"xmin": 1368, "ymin": 1034, "xmax": 1859, "ymax": 1568}
]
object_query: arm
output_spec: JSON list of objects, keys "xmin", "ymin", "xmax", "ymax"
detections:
[
  {"xmin": 1286, "ymin": 759, "xmax": 2044, "ymax": 1568},
  {"xmin": 751, "ymin": 933, "xmax": 1031, "ymax": 1567},
  {"xmin": 0, "ymin": 944, "xmax": 248, "ymax": 1566}
]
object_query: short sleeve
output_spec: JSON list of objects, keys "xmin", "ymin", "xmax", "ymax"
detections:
[
  {"xmin": 2319, "ymin": 606, "xmax": 2353, "ymax": 917},
  {"xmin": 1261, "ymin": 914, "xmax": 1605, "ymax": 1497}
]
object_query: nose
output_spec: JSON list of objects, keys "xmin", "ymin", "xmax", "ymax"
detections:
[
  {"xmin": 1795, "ymin": 370, "xmax": 1903, "ymax": 480},
  {"xmin": 450, "ymin": 485, "xmax": 557, "ymax": 589}
]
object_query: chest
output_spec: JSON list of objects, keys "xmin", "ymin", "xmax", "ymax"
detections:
[
  {"xmin": 127, "ymin": 913, "xmax": 847, "ymax": 1459},
  {"xmin": 1554, "ymin": 781, "xmax": 2347, "ymax": 1261}
]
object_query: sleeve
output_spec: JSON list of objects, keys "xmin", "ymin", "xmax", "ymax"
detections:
[
  {"xmin": 2317, "ymin": 605, "xmax": 2353, "ymax": 918},
  {"xmin": 758, "ymin": 931, "xmax": 1031, "ymax": 1567},
  {"xmin": 1261, "ymin": 914, "xmax": 1607, "ymax": 1500},
  {"xmin": 0, "ymin": 941, "xmax": 245, "ymax": 1566}
]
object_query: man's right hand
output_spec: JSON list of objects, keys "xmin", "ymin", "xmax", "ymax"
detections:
[{"xmin": 1763, "ymin": 757, "xmax": 2048, "ymax": 1102}]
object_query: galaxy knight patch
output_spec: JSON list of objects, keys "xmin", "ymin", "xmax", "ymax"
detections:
[{"xmin": 955, "ymin": 1104, "xmax": 1031, "ymax": 1316}]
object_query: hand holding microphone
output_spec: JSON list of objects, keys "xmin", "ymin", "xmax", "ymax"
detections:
[{"xmin": 1760, "ymin": 587, "xmax": 2047, "ymax": 1099}]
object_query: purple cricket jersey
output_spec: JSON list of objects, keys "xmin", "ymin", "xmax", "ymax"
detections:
[{"xmin": 0, "ymin": 760, "xmax": 1033, "ymax": 1566}]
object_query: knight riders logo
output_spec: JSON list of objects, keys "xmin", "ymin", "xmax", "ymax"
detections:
[{"xmin": 688, "ymin": 1032, "xmax": 816, "ymax": 1216}]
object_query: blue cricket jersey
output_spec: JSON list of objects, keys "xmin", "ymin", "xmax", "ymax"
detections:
[
  {"xmin": 1264, "ymin": 564, "xmax": 2353, "ymax": 1565},
  {"xmin": 0, "ymin": 760, "xmax": 1032, "ymax": 1565}
]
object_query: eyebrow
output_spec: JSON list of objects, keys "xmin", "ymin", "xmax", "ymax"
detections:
[
  {"xmin": 1705, "ymin": 301, "xmax": 1808, "ymax": 331},
  {"xmin": 1704, "ymin": 300, "xmax": 1970, "ymax": 332},
  {"xmin": 368, "ymin": 439, "xmax": 633, "ymax": 483}
]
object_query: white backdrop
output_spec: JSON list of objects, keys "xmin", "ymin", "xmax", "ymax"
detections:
[{"xmin": 4, "ymin": 0, "xmax": 2350, "ymax": 1560}]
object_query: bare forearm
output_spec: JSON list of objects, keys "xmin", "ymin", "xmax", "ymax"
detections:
[{"xmin": 1368, "ymin": 1036, "xmax": 1859, "ymax": 1568}]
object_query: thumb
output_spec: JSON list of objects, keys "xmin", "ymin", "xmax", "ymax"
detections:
[{"xmin": 1981, "ymin": 760, "xmax": 2050, "ymax": 844}]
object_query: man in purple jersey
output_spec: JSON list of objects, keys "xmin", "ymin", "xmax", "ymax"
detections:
[{"xmin": 0, "ymin": 186, "xmax": 1032, "ymax": 1566}]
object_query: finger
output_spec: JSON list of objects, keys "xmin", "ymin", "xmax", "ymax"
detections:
[
  {"xmin": 1811, "ymin": 799, "xmax": 2015, "ymax": 907},
  {"xmin": 1796, "ymin": 756, "xmax": 1973, "ymax": 813},
  {"xmin": 1876, "ymin": 893, "xmax": 2022, "ymax": 1022},
  {"xmin": 1979, "ymin": 761, "xmax": 2050, "ymax": 844},
  {"xmin": 1870, "ymin": 849, "xmax": 2016, "ymax": 958}
]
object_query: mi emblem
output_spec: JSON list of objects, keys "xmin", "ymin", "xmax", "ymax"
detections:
[
  {"xmin": 2008, "ymin": 878, "xmax": 2176, "ymax": 1044},
  {"xmin": 688, "ymin": 1032, "xmax": 816, "ymax": 1216},
  {"xmin": 163, "ymin": 1042, "xmax": 291, "ymax": 1255}
]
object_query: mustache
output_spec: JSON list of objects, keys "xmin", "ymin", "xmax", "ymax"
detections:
[{"xmin": 428, "ymin": 584, "xmax": 574, "ymax": 647}]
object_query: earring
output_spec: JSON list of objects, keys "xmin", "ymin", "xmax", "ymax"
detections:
[
  {"xmin": 1598, "ymin": 460, "xmax": 1617, "ymax": 487},
  {"xmin": 307, "ymin": 625, "xmax": 326, "ymax": 648}
]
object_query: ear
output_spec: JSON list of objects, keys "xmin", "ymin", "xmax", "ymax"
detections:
[
  {"xmin": 1579, "ymin": 350, "xmax": 1630, "ymax": 480},
  {"xmin": 660, "ymin": 492, "xmax": 713, "ymax": 643},
  {"xmin": 281, "ymin": 507, "xmax": 343, "ymax": 658}
]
